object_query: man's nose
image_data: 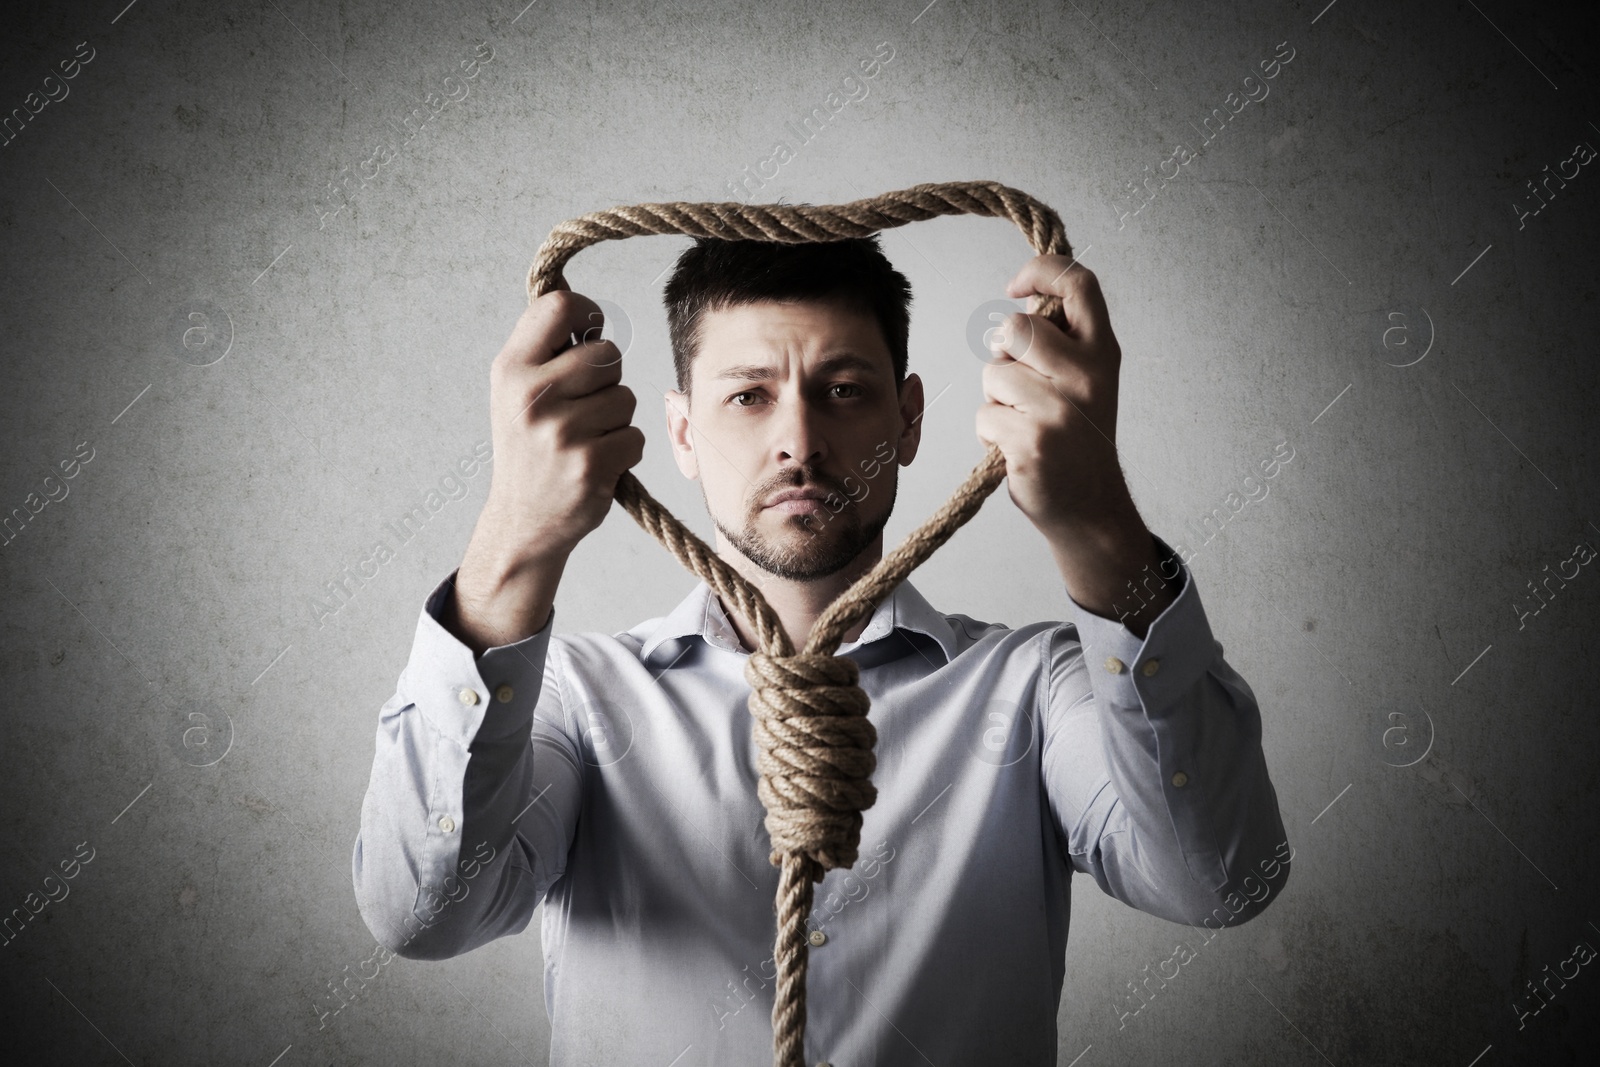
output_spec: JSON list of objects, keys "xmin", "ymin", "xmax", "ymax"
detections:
[{"xmin": 773, "ymin": 392, "xmax": 827, "ymax": 468}]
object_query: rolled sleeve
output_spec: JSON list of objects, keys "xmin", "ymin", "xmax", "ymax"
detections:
[{"xmin": 1045, "ymin": 533, "xmax": 1289, "ymax": 927}]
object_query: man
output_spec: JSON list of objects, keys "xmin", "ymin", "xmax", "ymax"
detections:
[{"xmin": 352, "ymin": 236, "xmax": 1289, "ymax": 1065}]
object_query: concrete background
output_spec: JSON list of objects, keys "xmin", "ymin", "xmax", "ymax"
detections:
[{"xmin": 2, "ymin": 0, "xmax": 1598, "ymax": 1063}]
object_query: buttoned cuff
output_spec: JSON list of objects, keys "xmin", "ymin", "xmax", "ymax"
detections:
[
  {"xmin": 1064, "ymin": 533, "xmax": 1218, "ymax": 717},
  {"xmin": 404, "ymin": 570, "xmax": 556, "ymax": 748}
]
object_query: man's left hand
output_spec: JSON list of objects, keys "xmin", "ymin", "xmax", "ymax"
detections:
[
  {"xmin": 975, "ymin": 255, "xmax": 1175, "ymax": 635},
  {"xmin": 975, "ymin": 255, "xmax": 1137, "ymax": 541}
]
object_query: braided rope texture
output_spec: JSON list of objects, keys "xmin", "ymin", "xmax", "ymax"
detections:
[{"xmin": 525, "ymin": 180, "xmax": 1071, "ymax": 1067}]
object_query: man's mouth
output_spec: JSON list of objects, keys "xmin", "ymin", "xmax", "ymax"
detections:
[{"xmin": 763, "ymin": 487, "xmax": 833, "ymax": 514}]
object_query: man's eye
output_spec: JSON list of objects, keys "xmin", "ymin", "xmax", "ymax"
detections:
[{"xmin": 730, "ymin": 385, "xmax": 860, "ymax": 406}]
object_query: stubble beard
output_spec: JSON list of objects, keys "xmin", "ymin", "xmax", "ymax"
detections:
[{"xmin": 708, "ymin": 470, "xmax": 896, "ymax": 582}]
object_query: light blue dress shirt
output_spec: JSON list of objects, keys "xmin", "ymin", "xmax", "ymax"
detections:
[{"xmin": 352, "ymin": 533, "xmax": 1288, "ymax": 1066}]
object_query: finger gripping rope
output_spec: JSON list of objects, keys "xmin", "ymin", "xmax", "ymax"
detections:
[{"xmin": 526, "ymin": 179, "xmax": 1071, "ymax": 1067}]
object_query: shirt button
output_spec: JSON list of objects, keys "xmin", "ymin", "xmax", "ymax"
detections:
[
  {"xmin": 808, "ymin": 930, "xmax": 827, "ymax": 947},
  {"xmin": 1171, "ymin": 771, "xmax": 1189, "ymax": 788},
  {"xmin": 1104, "ymin": 656, "xmax": 1125, "ymax": 674},
  {"xmin": 495, "ymin": 683, "xmax": 514, "ymax": 703},
  {"xmin": 457, "ymin": 688, "xmax": 479, "ymax": 706},
  {"xmin": 439, "ymin": 815, "xmax": 457, "ymax": 832},
  {"xmin": 1141, "ymin": 658, "xmax": 1161, "ymax": 677}
]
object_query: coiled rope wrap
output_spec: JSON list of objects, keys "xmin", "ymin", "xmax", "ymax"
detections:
[{"xmin": 526, "ymin": 180, "xmax": 1071, "ymax": 1067}]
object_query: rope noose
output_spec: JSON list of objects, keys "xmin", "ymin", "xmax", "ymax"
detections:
[{"xmin": 525, "ymin": 180, "xmax": 1071, "ymax": 1067}]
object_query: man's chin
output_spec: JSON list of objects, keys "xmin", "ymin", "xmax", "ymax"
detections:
[{"xmin": 740, "ymin": 512, "xmax": 865, "ymax": 580}]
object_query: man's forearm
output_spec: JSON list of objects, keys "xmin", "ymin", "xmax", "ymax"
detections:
[
  {"xmin": 1042, "ymin": 491, "xmax": 1176, "ymax": 639},
  {"xmin": 447, "ymin": 530, "xmax": 570, "ymax": 655}
]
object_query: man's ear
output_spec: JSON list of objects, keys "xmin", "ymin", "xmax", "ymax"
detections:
[
  {"xmin": 895, "ymin": 373, "xmax": 924, "ymax": 466},
  {"xmin": 665, "ymin": 388, "xmax": 699, "ymax": 480}
]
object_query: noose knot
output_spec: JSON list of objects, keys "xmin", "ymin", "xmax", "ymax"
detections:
[{"xmin": 744, "ymin": 650, "xmax": 878, "ymax": 878}]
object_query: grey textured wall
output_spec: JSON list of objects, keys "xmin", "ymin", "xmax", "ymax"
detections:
[{"xmin": 2, "ymin": 0, "xmax": 1597, "ymax": 1063}]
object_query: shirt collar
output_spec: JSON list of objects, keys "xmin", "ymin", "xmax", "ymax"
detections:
[{"xmin": 638, "ymin": 575, "xmax": 960, "ymax": 667}]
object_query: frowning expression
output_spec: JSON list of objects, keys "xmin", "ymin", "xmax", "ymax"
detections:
[{"xmin": 665, "ymin": 297, "xmax": 923, "ymax": 580}]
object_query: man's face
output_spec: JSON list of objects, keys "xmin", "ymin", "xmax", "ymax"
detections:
[{"xmin": 664, "ymin": 297, "xmax": 923, "ymax": 582}]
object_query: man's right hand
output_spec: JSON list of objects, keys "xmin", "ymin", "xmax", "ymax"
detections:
[{"xmin": 447, "ymin": 288, "xmax": 646, "ymax": 654}]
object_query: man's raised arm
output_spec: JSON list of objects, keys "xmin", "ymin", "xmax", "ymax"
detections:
[
  {"xmin": 351, "ymin": 289, "xmax": 646, "ymax": 958},
  {"xmin": 978, "ymin": 256, "xmax": 1288, "ymax": 923},
  {"xmin": 1043, "ymin": 535, "xmax": 1290, "ymax": 927}
]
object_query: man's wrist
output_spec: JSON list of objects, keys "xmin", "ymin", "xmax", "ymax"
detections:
[
  {"xmin": 449, "ymin": 540, "xmax": 569, "ymax": 656},
  {"xmin": 1044, "ymin": 512, "xmax": 1174, "ymax": 639}
]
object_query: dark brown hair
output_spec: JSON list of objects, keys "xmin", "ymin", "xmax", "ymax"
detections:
[{"xmin": 662, "ymin": 236, "xmax": 912, "ymax": 396}]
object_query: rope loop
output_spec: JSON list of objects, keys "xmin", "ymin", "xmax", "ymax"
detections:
[{"xmin": 525, "ymin": 179, "xmax": 1070, "ymax": 1067}]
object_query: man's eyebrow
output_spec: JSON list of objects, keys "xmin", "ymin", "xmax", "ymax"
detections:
[{"xmin": 712, "ymin": 353, "xmax": 883, "ymax": 382}]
